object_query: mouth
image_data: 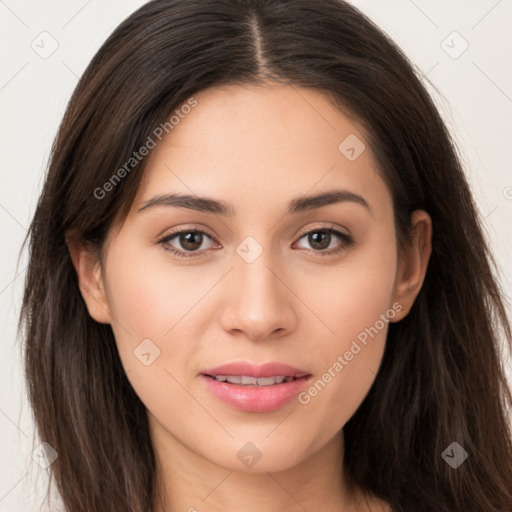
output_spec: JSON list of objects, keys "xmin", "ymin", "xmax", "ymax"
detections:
[
  {"xmin": 201, "ymin": 361, "xmax": 310, "ymax": 380},
  {"xmin": 203, "ymin": 374, "xmax": 305, "ymax": 386},
  {"xmin": 199, "ymin": 361, "xmax": 312, "ymax": 412}
]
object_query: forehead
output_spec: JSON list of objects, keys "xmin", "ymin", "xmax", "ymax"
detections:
[
  {"xmin": 154, "ymin": 82, "xmax": 364, "ymax": 156},
  {"xmin": 131, "ymin": 83, "xmax": 390, "ymax": 218}
]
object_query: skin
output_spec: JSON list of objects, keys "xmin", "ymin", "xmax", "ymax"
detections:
[{"xmin": 68, "ymin": 82, "xmax": 432, "ymax": 512}]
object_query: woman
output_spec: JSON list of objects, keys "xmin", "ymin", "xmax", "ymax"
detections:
[{"xmin": 19, "ymin": 0, "xmax": 512, "ymax": 511}]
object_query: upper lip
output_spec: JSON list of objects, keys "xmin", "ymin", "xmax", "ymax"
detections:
[{"xmin": 201, "ymin": 362, "xmax": 310, "ymax": 379}]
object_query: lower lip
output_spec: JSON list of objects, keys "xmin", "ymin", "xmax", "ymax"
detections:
[{"xmin": 201, "ymin": 374, "xmax": 312, "ymax": 412}]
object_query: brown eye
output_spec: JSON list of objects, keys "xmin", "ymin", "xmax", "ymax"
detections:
[
  {"xmin": 294, "ymin": 228, "xmax": 353, "ymax": 256},
  {"xmin": 158, "ymin": 229, "xmax": 216, "ymax": 258},
  {"xmin": 307, "ymin": 231, "xmax": 332, "ymax": 250},
  {"xmin": 178, "ymin": 231, "xmax": 204, "ymax": 251}
]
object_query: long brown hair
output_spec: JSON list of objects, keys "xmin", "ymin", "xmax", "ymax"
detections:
[{"xmin": 19, "ymin": 1, "xmax": 512, "ymax": 510}]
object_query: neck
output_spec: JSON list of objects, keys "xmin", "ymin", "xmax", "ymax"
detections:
[{"xmin": 149, "ymin": 413, "xmax": 381, "ymax": 512}]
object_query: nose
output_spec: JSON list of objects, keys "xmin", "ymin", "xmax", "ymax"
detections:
[{"xmin": 219, "ymin": 251, "xmax": 297, "ymax": 341}]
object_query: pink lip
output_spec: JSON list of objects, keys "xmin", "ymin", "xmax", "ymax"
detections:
[
  {"xmin": 200, "ymin": 361, "xmax": 312, "ymax": 412},
  {"xmin": 201, "ymin": 361, "xmax": 309, "ymax": 378}
]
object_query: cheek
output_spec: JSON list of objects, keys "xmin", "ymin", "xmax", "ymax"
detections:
[
  {"xmin": 307, "ymin": 231, "xmax": 397, "ymax": 349},
  {"xmin": 102, "ymin": 242, "xmax": 198, "ymax": 378},
  {"xmin": 104, "ymin": 238, "xmax": 204, "ymax": 338},
  {"xmin": 297, "ymin": 238, "xmax": 397, "ymax": 429},
  {"xmin": 102, "ymin": 239, "xmax": 231, "ymax": 403},
  {"xmin": 103, "ymin": 252, "xmax": 203, "ymax": 421},
  {"xmin": 106, "ymin": 264, "xmax": 166, "ymax": 338}
]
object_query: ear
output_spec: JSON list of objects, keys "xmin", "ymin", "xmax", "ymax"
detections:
[
  {"xmin": 390, "ymin": 210, "xmax": 432, "ymax": 322},
  {"xmin": 66, "ymin": 232, "xmax": 112, "ymax": 324}
]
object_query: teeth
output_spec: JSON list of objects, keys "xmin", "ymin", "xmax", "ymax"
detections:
[{"xmin": 213, "ymin": 375, "xmax": 291, "ymax": 386}]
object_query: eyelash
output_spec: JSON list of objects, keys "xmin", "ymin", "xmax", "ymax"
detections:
[{"xmin": 156, "ymin": 226, "xmax": 354, "ymax": 259}]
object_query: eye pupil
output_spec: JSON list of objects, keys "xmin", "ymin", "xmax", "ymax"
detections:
[
  {"xmin": 309, "ymin": 231, "xmax": 331, "ymax": 250},
  {"xmin": 181, "ymin": 231, "xmax": 202, "ymax": 251}
]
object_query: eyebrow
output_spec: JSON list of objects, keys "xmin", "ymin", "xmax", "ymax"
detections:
[{"xmin": 137, "ymin": 189, "xmax": 371, "ymax": 216}]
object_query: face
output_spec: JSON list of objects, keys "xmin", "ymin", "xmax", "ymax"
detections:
[{"xmin": 74, "ymin": 82, "xmax": 430, "ymax": 474}]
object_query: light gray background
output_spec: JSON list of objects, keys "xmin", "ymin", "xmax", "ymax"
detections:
[{"xmin": 1, "ymin": 1, "xmax": 511, "ymax": 510}]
